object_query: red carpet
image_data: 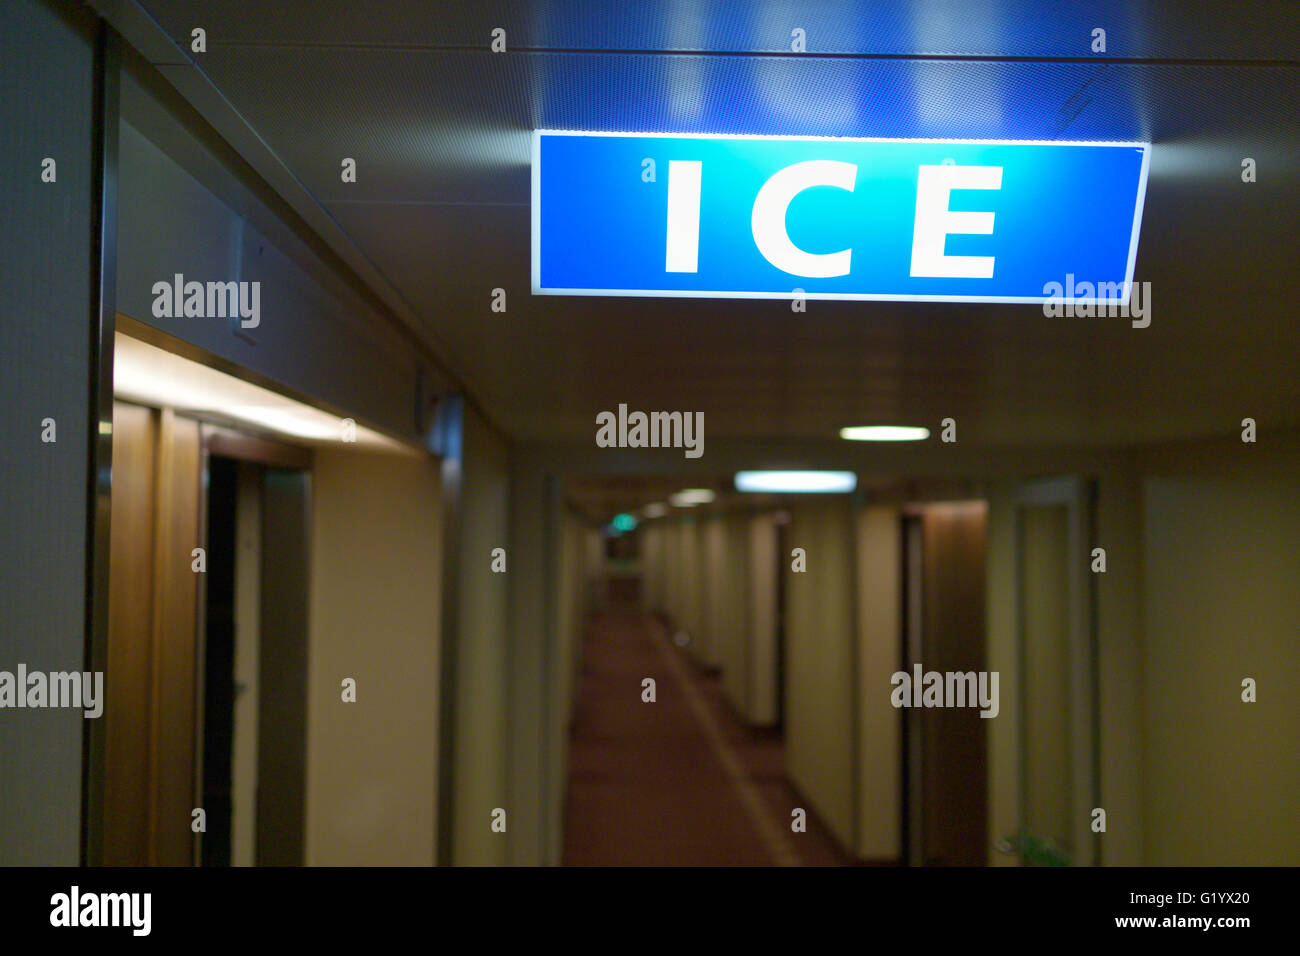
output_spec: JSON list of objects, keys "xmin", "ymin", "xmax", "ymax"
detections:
[{"xmin": 562, "ymin": 604, "xmax": 855, "ymax": 866}]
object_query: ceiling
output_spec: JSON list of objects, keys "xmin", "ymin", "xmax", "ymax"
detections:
[
  {"xmin": 108, "ymin": 1, "xmax": 1300, "ymax": 448},
  {"xmin": 564, "ymin": 472, "xmax": 915, "ymax": 524}
]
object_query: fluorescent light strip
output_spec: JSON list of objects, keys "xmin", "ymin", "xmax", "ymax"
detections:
[
  {"xmin": 840, "ymin": 425, "xmax": 931, "ymax": 442},
  {"xmin": 735, "ymin": 471, "xmax": 857, "ymax": 494},
  {"xmin": 669, "ymin": 489, "xmax": 716, "ymax": 507},
  {"xmin": 112, "ymin": 333, "xmax": 410, "ymax": 452}
]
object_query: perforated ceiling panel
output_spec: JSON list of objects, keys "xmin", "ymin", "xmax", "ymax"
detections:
[
  {"xmin": 122, "ymin": 0, "xmax": 1300, "ymax": 445},
  {"xmin": 136, "ymin": 0, "xmax": 1300, "ymax": 59}
]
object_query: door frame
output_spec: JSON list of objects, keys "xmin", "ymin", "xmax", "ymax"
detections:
[
  {"xmin": 196, "ymin": 424, "xmax": 312, "ymax": 866},
  {"xmin": 1012, "ymin": 476, "xmax": 1099, "ymax": 866}
]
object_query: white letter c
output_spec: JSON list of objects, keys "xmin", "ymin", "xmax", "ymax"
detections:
[{"xmin": 752, "ymin": 160, "xmax": 857, "ymax": 278}]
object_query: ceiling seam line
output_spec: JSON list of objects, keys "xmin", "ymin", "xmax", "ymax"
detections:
[{"xmin": 191, "ymin": 43, "xmax": 1300, "ymax": 67}]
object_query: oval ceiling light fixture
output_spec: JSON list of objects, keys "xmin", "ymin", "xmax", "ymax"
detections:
[
  {"xmin": 840, "ymin": 425, "xmax": 931, "ymax": 441},
  {"xmin": 734, "ymin": 471, "xmax": 857, "ymax": 494},
  {"xmin": 669, "ymin": 488, "xmax": 716, "ymax": 507},
  {"xmin": 641, "ymin": 502, "xmax": 670, "ymax": 519}
]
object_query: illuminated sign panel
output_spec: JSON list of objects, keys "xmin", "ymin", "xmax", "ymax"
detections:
[{"xmin": 532, "ymin": 131, "xmax": 1150, "ymax": 303}]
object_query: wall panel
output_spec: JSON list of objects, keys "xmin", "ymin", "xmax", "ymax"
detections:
[
  {"xmin": 855, "ymin": 505, "xmax": 902, "ymax": 861},
  {"xmin": 0, "ymin": 0, "xmax": 98, "ymax": 867},
  {"xmin": 457, "ymin": 406, "xmax": 510, "ymax": 865},
  {"xmin": 746, "ymin": 514, "xmax": 780, "ymax": 728},
  {"xmin": 114, "ymin": 63, "xmax": 443, "ymax": 446},
  {"xmin": 784, "ymin": 498, "xmax": 856, "ymax": 851},
  {"xmin": 306, "ymin": 448, "xmax": 441, "ymax": 865},
  {"xmin": 1138, "ymin": 432, "xmax": 1300, "ymax": 865}
]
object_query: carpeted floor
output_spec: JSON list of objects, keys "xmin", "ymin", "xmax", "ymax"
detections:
[{"xmin": 562, "ymin": 604, "xmax": 856, "ymax": 866}]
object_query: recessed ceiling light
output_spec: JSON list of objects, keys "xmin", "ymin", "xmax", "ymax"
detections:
[
  {"xmin": 734, "ymin": 471, "xmax": 857, "ymax": 493},
  {"xmin": 669, "ymin": 489, "xmax": 715, "ymax": 507},
  {"xmin": 840, "ymin": 425, "xmax": 931, "ymax": 441},
  {"xmin": 641, "ymin": 502, "xmax": 669, "ymax": 518}
]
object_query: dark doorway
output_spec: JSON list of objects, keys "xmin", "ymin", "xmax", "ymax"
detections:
[
  {"xmin": 199, "ymin": 434, "xmax": 312, "ymax": 867},
  {"xmin": 200, "ymin": 456, "xmax": 238, "ymax": 866}
]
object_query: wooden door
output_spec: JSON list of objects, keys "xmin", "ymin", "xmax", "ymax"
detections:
[{"xmin": 104, "ymin": 402, "xmax": 201, "ymax": 865}]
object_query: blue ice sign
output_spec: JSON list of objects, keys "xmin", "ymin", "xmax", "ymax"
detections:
[{"xmin": 531, "ymin": 131, "xmax": 1150, "ymax": 303}]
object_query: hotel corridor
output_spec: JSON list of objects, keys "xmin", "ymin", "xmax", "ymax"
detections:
[
  {"xmin": 4, "ymin": 1, "xmax": 1299, "ymax": 942},
  {"xmin": 563, "ymin": 604, "xmax": 853, "ymax": 866}
]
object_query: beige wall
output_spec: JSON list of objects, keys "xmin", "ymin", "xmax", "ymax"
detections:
[
  {"xmin": 984, "ymin": 484, "xmax": 1021, "ymax": 866},
  {"xmin": 1020, "ymin": 506, "xmax": 1073, "ymax": 848},
  {"xmin": 555, "ymin": 513, "xmax": 588, "ymax": 822},
  {"xmin": 784, "ymin": 498, "xmax": 857, "ymax": 850},
  {"xmin": 985, "ymin": 472, "xmax": 1146, "ymax": 866},
  {"xmin": 855, "ymin": 505, "xmax": 902, "ymax": 861},
  {"xmin": 679, "ymin": 517, "xmax": 703, "ymax": 657},
  {"xmin": 306, "ymin": 448, "xmax": 442, "ymax": 866},
  {"xmin": 454, "ymin": 406, "xmax": 511, "ymax": 866},
  {"xmin": 559, "ymin": 514, "xmax": 588, "ymax": 731},
  {"xmin": 670, "ymin": 521, "xmax": 686, "ymax": 631},
  {"xmin": 659, "ymin": 524, "xmax": 675, "ymax": 621},
  {"xmin": 702, "ymin": 517, "xmax": 722, "ymax": 668},
  {"xmin": 1093, "ymin": 462, "xmax": 1146, "ymax": 865},
  {"xmin": 710, "ymin": 514, "xmax": 750, "ymax": 715},
  {"xmin": 695, "ymin": 518, "xmax": 723, "ymax": 669},
  {"xmin": 690, "ymin": 518, "xmax": 711, "ymax": 664},
  {"xmin": 982, "ymin": 435, "xmax": 1297, "ymax": 867},
  {"xmin": 746, "ymin": 514, "xmax": 780, "ymax": 727},
  {"xmin": 1137, "ymin": 430, "xmax": 1300, "ymax": 865},
  {"xmin": 640, "ymin": 524, "xmax": 660, "ymax": 611},
  {"xmin": 584, "ymin": 527, "xmax": 605, "ymax": 607}
]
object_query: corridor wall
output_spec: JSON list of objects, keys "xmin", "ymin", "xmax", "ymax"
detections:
[
  {"xmin": 307, "ymin": 448, "xmax": 441, "ymax": 866},
  {"xmin": 714, "ymin": 514, "xmax": 752, "ymax": 719},
  {"xmin": 666, "ymin": 522, "xmax": 684, "ymax": 631},
  {"xmin": 452, "ymin": 405, "xmax": 511, "ymax": 866},
  {"xmin": 854, "ymin": 505, "xmax": 902, "ymax": 861},
  {"xmin": 784, "ymin": 498, "xmax": 857, "ymax": 851},
  {"xmin": 641, "ymin": 524, "xmax": 662, "ymax": 613},
  {"xmin": 679, "ymin": 518, "xmax": 704, "ymax": 657},
  {"xmin": 1136, "ymin": 429, "xmax": 1300, "ymax": 865},
  {"xmin": 554, "ymin": 512, "xmax": 589, "ymax": 834},
  {"xmin": 746, "ymin": 514, "xmax": 780, "ymax": 728},
  {"xmin": 0, "ymin": 0, "xmax": 98, "ymax": 867},
  {"xmin": 985, "ymin": 469, "xmax": 1146, "ymax": 867},
  {"xmin": 702, "ymin": 516, "xmax": 726, "ymax": 671},
  {"xmin": 115, "ymin": 63, "xmax": 443, "ymax": 446},
  {"xmin": 692, "ymin": 518, "xmax": 717, "ymax": 669},
  {"xmin": 558, "ymin": 513, "xmax": 588, "ymax": 731}
]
